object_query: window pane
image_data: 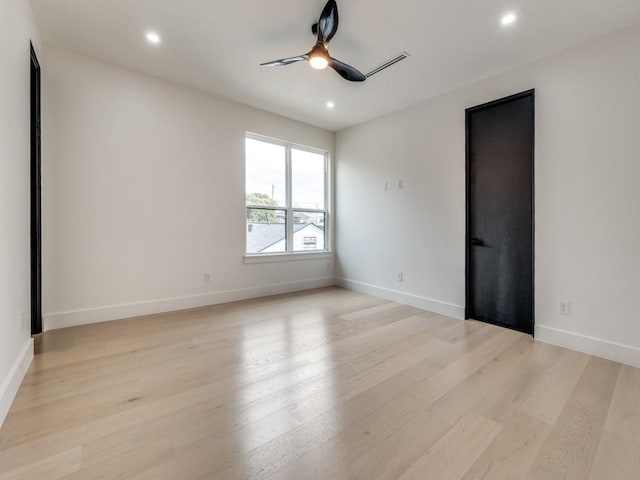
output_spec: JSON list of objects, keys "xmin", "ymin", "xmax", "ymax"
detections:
[
  {"xmin": 246, "ymin": 208, "xmax": 287, "ymax": 254},
  {"xmin": 293, "ymin": 211, "xmax": 325, "ymax": 252},
  {"xmin": 292, "ymin": 149, "xmax": 325, "ymax": 209},
  {"xmin": 246, "ymin": 138, "xmax": 286, "ymax": 207}
]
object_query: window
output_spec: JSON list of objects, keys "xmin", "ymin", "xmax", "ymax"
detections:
[{"xmin": 245, "ymin": 134, "xmax": 328, "ymax": 255}]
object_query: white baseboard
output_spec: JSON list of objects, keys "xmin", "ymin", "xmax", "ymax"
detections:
[
  {"xmin": 337, "ymin": 277, "xmax": 465, "ymax": 320},
  {"xmin": 44, "ymin": 276, "xmax": 337, "ymax": 331},
  {"xmin": 0, "ymin": 338, "xmax": 33, "ymax": 428},
  {"xmin": 535, "ymin": 324, "xmax": 640, "ymax": 368}
]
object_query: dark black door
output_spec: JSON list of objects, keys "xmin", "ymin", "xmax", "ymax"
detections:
[
  {"xmin": 31, "ymin": 43, "xmax": 43, "ymax": 335},
  {"xmin": 466, "ymin": 90, "xmax": 534, "ymax": 334}
]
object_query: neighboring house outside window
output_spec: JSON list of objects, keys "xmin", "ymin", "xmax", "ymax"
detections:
[
  {"xmin": 303, "ymin": 235, "xmax": 318, "ymax": 250},
  {"xmin": 245, "ymin": 134, "xmax": 328, "ymax": 255}
]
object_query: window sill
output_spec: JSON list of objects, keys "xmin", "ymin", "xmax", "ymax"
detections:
[{"xmin": 244, "ymin": 252, "xmax": 334, "ymax": 264}]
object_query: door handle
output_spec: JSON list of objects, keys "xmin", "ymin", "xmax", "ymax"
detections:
[{"xmin": 470, "ymin": 237, "xmax": 484, "ymax": 246}]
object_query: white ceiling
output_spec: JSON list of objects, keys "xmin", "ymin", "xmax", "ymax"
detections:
[{"xmin": 31, "ymin": 0, "xmax": 640, "ymax": 131}]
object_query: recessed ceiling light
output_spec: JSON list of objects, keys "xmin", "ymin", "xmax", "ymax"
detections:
[
  {"xmin": 146, "ymin": 31, "xmax": 161, "ymax": 45},
  {"xmin": 326, "ymin": 101, "xmax": 335, "ymax": 109},
  {"xmin": 501, "ymin": 12, "xmax": 517, "ymax": 27}
]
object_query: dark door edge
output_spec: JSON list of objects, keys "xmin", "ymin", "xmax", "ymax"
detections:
[{"xmin": 30, "ymin": 42, "xmax": 43, "ymax": 336}]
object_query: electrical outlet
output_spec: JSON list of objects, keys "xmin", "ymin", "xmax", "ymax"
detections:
[
  {"xmin": 204, "ymin": 272, "xmax": 212, "ymax": 283},
  {"xmin": 558, "ymin": 300, "xmax": 570, "ymax": 315},
  {"xmin": 397, "ymin": 271, "xmax": 404, "ymax": 282}
]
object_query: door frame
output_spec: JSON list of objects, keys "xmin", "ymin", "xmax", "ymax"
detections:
[
  {"xmin": 464, "ymin": 89, "xmax": 535, "ymax": 335},
  {"xmin": 30, "ymin": 42, "xmax": 43, "ymax": 335}
]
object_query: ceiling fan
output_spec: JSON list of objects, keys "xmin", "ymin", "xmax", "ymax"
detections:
[{"xmin": 260, "ymin": 0, "xmax": 366, "ymax": 82}]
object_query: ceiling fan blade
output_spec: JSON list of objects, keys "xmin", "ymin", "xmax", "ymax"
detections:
[
  {"xmin": 317, "ymin": 0, "xmax": 339, "ymax": 44},
  {"xmin": 260, "ymin": 55, "xmax": 308, "ymax": 67},
  {"xmin": 329, "ymin": 57, "xmax": 366, "ymax": 82}
]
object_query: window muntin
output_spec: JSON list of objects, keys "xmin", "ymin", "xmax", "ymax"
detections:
[{"xmin": 245, "ymin": 135, "xmax": 328, "ymax": 255}]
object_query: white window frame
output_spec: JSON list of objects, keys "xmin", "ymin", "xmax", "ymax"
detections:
[{"xmin": 244, "ymin": 133, "xmax": 331, "ymax": 262}]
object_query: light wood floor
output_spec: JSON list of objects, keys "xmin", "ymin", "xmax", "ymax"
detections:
[{"xmin": 0, "ymin": 287, "xmax": 638, "ymax": 480}]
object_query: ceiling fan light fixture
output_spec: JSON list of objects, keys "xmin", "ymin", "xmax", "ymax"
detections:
[
  {"xmin": 309, "ymin": 55, "xmax": 329, "ymax": 70},
  {"xmin": 308, "ymin": 43, "xmax": 330, "ymax": 70}
]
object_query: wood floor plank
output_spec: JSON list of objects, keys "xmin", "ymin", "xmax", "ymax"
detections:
[
  {"xmin": 29, "ymin": 289, "xmax": 382, "ymax": 372},
  {"xmin": 0, "ymin": 310, "xmax": 435, "ymax": 472},
  {"xmin": 287, "ymin": 334, "xmax": 450, "ymax": 423},
  {"xmin": 426, "ymin": 335, "xmax": 533, "ymax": 425},
  {"xmin": 436, "ymin": 318, "xmax": 487, "ymax": 344},
  {"xmin": 461, "ymin": 411, "xmax": 551, "ymax": 480},
  {"xmin": 262, "ymin": 408, "xmax": 448, "ymax": 480},
  {"xmin": 0, "ymin": 447, "xmax": 81, "ymax": 480},
  {"xmin": 171, "ymin": 332, "xmax": 450, "ymax": 459},
  {"xmin": 62, "ymin": 439, "xmax": 175, "ymax": 480},
  {"xmin": 525, "ymin": 357, "xmax": 621, "ymax": 480},
  {"xmin": 0, "ymin": 306, "xmax": 422, "ymax": 448},
  {"xmin": 406, "ymin": 329, "xmax": 523, "ymax": 407},
  {"xmin": 347, "ymin": 409, "xmax": 451, "ymax": 480},
  {"xmin": 251, "ymin": 331, "xmax": 513, "ymax": 480},
  {"xmin": 401, "ymin": 323, "xmax": 511, "ymax": 384},
  {"xmin": 602, "ymin": 364, "xmax": 640, "ymax": 440},
  {"xmin": 0, "ymin": 287, "xmax": 636, "ymax": 480},
  {"xmin": 14, "ymin": 301, "xmax": 409, "ymax": 411},
  {"xmin": 396, "ymin": 412, "xmax": 502, "ymax": 480},
  {"xmin": 473, "ymin": 340, "xmax": 565, "ymax": 424},
  {"xmin": 206, "ymin": 326, "xmax": 512, "ymax": 479},
  {"xmin": 588, "ymin": 430, "xmax": 640, "ymax": 480},
  {"xmin": 131, "ymin": 325, "xmax": 480, "ymax": 480},
  {"xmin": 519, "ymin": 348, "xmax": 591, "ymax": 425},
  {"xmin": 128, "ymin": 371, "xmax": 420, "ymax": 480},
  {"xmin": 588, "ymin": 365, "xmax": 640, "ymax": 480},
  {"xmin": 134, "ymin": 320, "xmax": 510, "ymax": 478}
]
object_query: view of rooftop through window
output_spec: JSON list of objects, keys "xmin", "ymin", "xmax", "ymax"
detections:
[{"xmin": 245, "ymin": 136, "xmax": 327, "ymax": 254}]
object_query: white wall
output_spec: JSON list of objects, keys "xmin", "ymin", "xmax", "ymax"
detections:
[
  {"xmin": 336, "ymin": 25, "xmax": 640, "ymax": 367},
  {"xmin": 43, "ymin": 48, "xmax": 335, "ymax": 330},
  {"xmin": 0, "ymin": 0, "xmax": 41, "ymax": 426}
]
